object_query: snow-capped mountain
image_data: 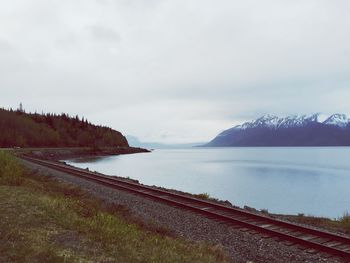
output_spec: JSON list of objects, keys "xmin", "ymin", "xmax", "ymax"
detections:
[
  {"xmin": 235, "ymin": 113, "xmax": 349, "ymax": 130},
  {"xmin": 204, "ymin": 113, "xmax": 350, "ymax": 147},
  {"xmin": 323, "ymin": 114, "xmax": 349, "ymax": 128}
]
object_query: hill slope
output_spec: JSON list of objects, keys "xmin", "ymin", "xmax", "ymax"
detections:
[
  {"xmin": 204, "ymin": 114, "xmax": 350, "ymax": 147},
  {"xmin": 0, "ymin": 108, "xmax": 128, "ymax": 148}
]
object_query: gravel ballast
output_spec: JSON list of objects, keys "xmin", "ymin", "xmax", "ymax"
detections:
[{"xmin": 22, "ymin": 160, "xmax": 344, "ymax": 263}]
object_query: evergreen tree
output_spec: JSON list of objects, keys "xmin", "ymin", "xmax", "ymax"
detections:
[{"xmin": 0, "ymin": 108, "xmax": 128, "ymax": 148}]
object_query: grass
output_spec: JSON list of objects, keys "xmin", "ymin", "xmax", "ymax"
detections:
[
  {"xmin": 283, "ymin": 212, "xmax": 350, "ymax": 234},
  {"xmin": 192, "ymin": 192, "xmax": 224, "ymax": 204},
  {"xmin": 193, "ymin": 192, "xmax": 211, "ymax": 200},
  {"xmin": 0, "ymin": 151, "xmax": 230, "ymax": 263},
  {"xmin": 260, "ymin": 209, "xmax": 269, "ymax": 215}
]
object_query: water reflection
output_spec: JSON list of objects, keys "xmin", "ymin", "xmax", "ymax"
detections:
[{"xmin": 65, "ymin": 147, "xmax": 350, "ymax": 218}]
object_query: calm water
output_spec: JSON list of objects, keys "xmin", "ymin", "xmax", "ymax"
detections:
[{"xmin": 65, "ymin": 147, "xmax": 350, "ymax": 218}]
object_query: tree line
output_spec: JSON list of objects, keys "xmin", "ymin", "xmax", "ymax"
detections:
[{"xmin": 0, "ymin": 108, "xmax": 129, "ymax": 148}]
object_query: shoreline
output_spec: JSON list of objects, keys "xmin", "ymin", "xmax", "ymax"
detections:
[
  {"xmin": 10, "ymin": 147, "xmax": 349, "ymax": 236},
  {"xmin": 10, "ymin": 146, "xmax": 150, "ymax": 161},
  {"xmin": 19, "ymin": 148, "xmax": 350, "ymax": 237}
]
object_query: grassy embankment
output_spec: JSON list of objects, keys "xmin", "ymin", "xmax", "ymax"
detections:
[{"xmin": 0, "ymin": 151, "xmax": 229, "ymax": 263}]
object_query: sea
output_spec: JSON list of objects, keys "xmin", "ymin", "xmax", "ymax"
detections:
[{"xmin": 65, "ymin": 147, "xmax": 350, "ymax": 218}]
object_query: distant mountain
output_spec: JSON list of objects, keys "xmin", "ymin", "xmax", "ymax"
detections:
[
  {"xmin": 126, "ymin": 135, "xmax": 203, "ymax": 149},
  {"xmin": 204, "ymin": 114, "xmax": 350, "ymax": 147}
]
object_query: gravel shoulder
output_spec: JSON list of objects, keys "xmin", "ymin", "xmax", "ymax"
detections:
[{"xmin": 22, "ymin": 160, "xmax": 345, "ymax": 263}]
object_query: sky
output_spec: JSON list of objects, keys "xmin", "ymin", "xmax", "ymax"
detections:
[{"xmin": 1, "ymin": 0, "xmax": 350, "ymax": 144}]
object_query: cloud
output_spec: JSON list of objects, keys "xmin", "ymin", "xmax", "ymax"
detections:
[
  {"xmin": 1, "ymin": 0, "xmax": 350, "ymax": 143},
  {"xmin": 0, "ymin": 39, "xmax": 12, "ymax": 51},
  {"xmin": 87, "ymin": 25, "xmax": 121, "ymax": 43}
]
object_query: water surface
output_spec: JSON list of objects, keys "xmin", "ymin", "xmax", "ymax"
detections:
[{"xmin": 66, "ymin": 147, "xmax": 350, "ymax": 218}]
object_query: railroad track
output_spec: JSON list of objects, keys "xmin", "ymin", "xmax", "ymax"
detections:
[{"xmin": 21, "ymin": 156, "xmax": 350, "ymax": 260}]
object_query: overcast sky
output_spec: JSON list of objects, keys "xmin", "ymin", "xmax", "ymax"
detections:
[{"xmin": 1, "ymin": 0, "xmax": 350, "ymax": 143}]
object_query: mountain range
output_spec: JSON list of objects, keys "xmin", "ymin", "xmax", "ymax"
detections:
[
  {"xmin": 204, "ymin": 114, "xmax": 350, "ymax": 147},
  {"xmin": 126, "ymin": 135, "xmax": 203, "ymax": 149}
]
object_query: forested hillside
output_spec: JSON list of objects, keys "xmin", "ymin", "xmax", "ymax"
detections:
[{"xmin": 0, "ymin": 108, "xmax": 128, "ymax": 148}]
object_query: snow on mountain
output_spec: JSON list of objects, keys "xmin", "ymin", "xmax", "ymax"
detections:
[
  {"xmin": 323, "ymin": 114, "xmax": 349, "ymax": 128},
  {"xmin": 278, "ymin": 114, "xmax": 318, "ymax": 128},
  {"xmin": 234, "ymin": 113, "xmax": 349, "ymax": 130},
  {"xmin": 235, "ymin": 115, "xmax": 279, "ymax": 129}
]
